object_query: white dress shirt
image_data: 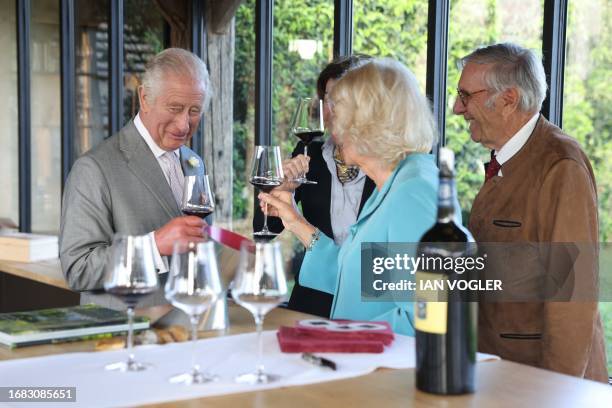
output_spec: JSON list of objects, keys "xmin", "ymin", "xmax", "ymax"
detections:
[
  {"xmin": 134, "ymin": 113, "xmax": 180, "ymax": 273},
  {"xmin": 494, "ymin": 113, "xmax": 539, "ymax": 177},
  {"xmin": 321, "ymin": 137, "xmax": 367, "ymax": 245}
]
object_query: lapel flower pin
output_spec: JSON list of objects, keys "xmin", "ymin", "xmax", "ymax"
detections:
[{"xmin": 187, "ymin": 156, "xmax": 200, "ymax": 168}]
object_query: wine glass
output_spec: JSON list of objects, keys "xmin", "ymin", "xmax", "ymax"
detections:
[
  {"xmin": 250, "ymin": 145, "xmax": 284, "ymax": 241},
  {"xmin": 165, "ymin": 240, "xmax": 223, "ymax": 384},
  {"xmin": 104, "ymin": 234, "xmax": 159, "ymax": 372},
  {"xmin": 181, "ymin": 174, "xmax": 215, "ymax": 219},
  {"xmin": 232, "ymin": 241, "xmax": 288, "ymax": 384},
  {"xmin": 289, "ymin": 97, "xmax": 324, "ymax": 185}
]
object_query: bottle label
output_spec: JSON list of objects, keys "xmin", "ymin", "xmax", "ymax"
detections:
[{"xmin": 414, "ymin": 271, "xmax": 447, "ymax": 334}]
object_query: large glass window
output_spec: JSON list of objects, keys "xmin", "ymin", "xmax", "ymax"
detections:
[
  {"xmin": 272, "ymin": 0, "xmax": 334, "ymax": 155},
  {"xmin": 233, "ymin": 0, "xmax": 256, "ymax": 236},
  {"xmin": 563, "ymin": 0, "xmax": 611, "ymax": 242},
  {"xmin": 445, "ymin": 0, "xmax": 543, "ymax": 223},
  {"xmin": 30, "ymin": 0, "xmax": 61, "ymax": 233},
  {"xmin": 233, "ymin": 0, "xmax": 335, "ymax": 237},
  {"xmin": 75, "ymin": 0, "xmax": 110, "ymax": 157},
  {"xmin": 0, "ymin": 0, "xmax": 18, "ymax": 227},
  {"xmin": 563, "ymin": 0, "xmax": 612, "ymax": 373},
  {"xmin": 123, "ymin": 0, "xmax": 168, "ymax": 126},
  {"xmin": 353, "ymin": 0, "xmax": 429, "ymax": 91}
]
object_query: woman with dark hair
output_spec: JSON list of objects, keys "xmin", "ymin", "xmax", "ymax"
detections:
[{"xmin": 253, "ymin": 55, "xmax": 375, "ymax": 318}]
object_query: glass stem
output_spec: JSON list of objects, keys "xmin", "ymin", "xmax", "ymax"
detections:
[
  {"xmin": 255, "ymin": 314, "xmax": 265, "ymax": 375},
  {"xmin": 190, "ymin": 315, "xmax": 200, "ymax": 374},
  {"xmin": 262, "ymin": 202, "xmax": 269, "ymax": 232},
  {"xmin": 301, "ymin": 144, "xmax": 309, "ymax": 180},
  {"xmin": 126, "ymin": 306, "xmax": 135, "ymax": 366}
]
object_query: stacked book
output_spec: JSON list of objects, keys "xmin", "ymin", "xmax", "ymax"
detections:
[{"xmin": 0, "ymin": 304, "xmax": 149, "ymax": 348}]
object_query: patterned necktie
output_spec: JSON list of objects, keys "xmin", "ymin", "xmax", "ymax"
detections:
[
  {"xmin": 162, "ymin": 151, "xmax": 184, "ymax": 206},
  {"xmin": 484, "ymin": 151, "xmax": 501, "ymax": 183},
  {"xmin": 333, "ymin": 146, "xmax": 359, "ymax": 184}
]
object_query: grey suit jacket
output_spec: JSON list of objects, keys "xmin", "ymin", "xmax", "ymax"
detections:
[{"xmin": 59, "ymin": 121, "xmax": 207, "ymax": 309}]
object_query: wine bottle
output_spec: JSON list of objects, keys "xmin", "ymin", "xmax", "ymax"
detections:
[{"xmin": 415, "ymin": 147, "xmax": 478, "ymax": 395}]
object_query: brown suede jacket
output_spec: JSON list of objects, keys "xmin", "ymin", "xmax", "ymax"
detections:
[{"xmin": 468, "ymin": 115, "xmax": 608, "ymax": 383}]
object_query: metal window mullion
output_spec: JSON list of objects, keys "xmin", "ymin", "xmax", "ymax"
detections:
[
  {"xmin": 542, "ymin": 0, "xmax": 568, "ymax": 127},
  {"xmin": 426, "ymin": 0, "xmax": 450, "ymax": 152},
  {"xmin": 255, "ymin": 0, "xmax": 273, "ymax": 146},
  {"xmin": 60, "ymin": 0, "xmax": 76, "ymax": 187},
  {"xmin": 333, "ymin": 0, "xmax": 353, "ymax": 57},
  {"xmin": 16, "ymin": 0, "xmax": 31, "ymax": 232},
  {"xmin": 191, "ymin": 0, "xmax": 205, "ymax": 156},
  {"xmin": 109, "ymin": 0, "xmax": 124, "ymax": 134}
]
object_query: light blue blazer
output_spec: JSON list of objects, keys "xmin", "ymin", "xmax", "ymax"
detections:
[{"xmin": 299, "ymin": 153, "xmax": 461, "ymax": 335}]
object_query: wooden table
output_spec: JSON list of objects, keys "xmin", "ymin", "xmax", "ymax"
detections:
[
  {"xmin": 1, "ymin": 306, "xmax": 610, "ymax": 407},
  {"xmin": 0, "ymin": 258, "xmax": 78, "ymax": 313},
  {"xmin": 0, "ymin": 258, "xmax": 68, "ymax": 290}
]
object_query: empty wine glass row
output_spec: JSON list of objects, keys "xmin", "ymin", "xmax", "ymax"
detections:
[{"xmin": 104, "ymin": 235, "xmax": 287, "ymax": 385}]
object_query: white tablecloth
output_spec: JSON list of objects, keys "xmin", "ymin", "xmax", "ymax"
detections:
[{"xmin": 0, "ymin": 331, "xmax": 498, "ymax": 407}]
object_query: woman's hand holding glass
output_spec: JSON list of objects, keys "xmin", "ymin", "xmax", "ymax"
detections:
[
  {"xmin": 258, "ymin": 190, "xmax": 317, "ymax": 247},
  {"xmin": 277, "ymin": 155, "xmax": 311, "ymax": 192},
  {"xmin": 257, "ymin": 190, "xmax": 301, "ymax": 229}
]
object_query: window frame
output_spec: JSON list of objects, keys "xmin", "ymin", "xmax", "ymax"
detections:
[{"xmin": 13, "ymin": 0, "xmax": 568, "ymax": 232}]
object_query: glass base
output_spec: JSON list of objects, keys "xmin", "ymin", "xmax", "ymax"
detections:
[
  {"xmin": 105, "ymin": 360, "xmax": 152, "ymax": 372},
  {"xmin": 235, "ymin": 371, "xmax": 281, "ymax": 385},
  {"xmin": 169, "ymin": 370, "xmax": 218, "ymax": 385},
  {"xmin": 253, "ymin": 230, "xmax": 279, "ymax": 236},
  {"xmin": 292, "ymin": 177, "xmax": 317, "ymax": 185}
]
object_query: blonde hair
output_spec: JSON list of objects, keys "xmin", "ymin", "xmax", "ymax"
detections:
[{"xmin": 329, "ymin": 58, "xmax": 436, "ymax": 167}]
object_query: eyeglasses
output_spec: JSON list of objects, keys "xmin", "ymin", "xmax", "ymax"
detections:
[{"xmin": 456, "ymin": 87, "xmax": 489, "ymax": 106}]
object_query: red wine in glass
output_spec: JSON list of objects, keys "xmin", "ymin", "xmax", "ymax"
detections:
[
  {"xmin": 182, "ymin": 207, "xmax": 214, "ymax": 219},
  {"xmin": 290, "ymin": 98, "xmax": 323, "ymax": 185},
  {"xmin": 250, "ymin": 177, "xmax": 283, "ymax": 241},
  {"xmin": 250, "ymin": 146, "xmax": 284, "ymax": 238},
  {"xmin": 107, "ymin": 286, "xmax": 157, "ymax": 308},
  {"xmin": 181, "ymin": 175, "xmax": 215, "ymax": 219},
  {"xmin": 104, "ymin": 234, "xmax": 158, "ymax": 372},
  {"xmin": 250, "ymin": 177, "xmax": 283, "ymax": 193},
  {"xmin": 295, "ymin": 130, "xmax": 324, "ymax": 145}
]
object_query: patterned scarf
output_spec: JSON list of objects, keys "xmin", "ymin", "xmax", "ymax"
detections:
[{"xmin": 333, "ymin": 146, "xmax": 359, "ymax": 184}]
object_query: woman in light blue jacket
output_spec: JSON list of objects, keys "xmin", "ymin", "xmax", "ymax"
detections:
[{"xmin": 260, "ymin": 58, "xmax": 458, "ymax": 335}]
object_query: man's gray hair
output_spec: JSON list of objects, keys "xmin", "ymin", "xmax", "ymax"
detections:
[
  {"xmin": 460, "ymin": 43, "xmax": 547, "ymax": 112},
  {"xmin": 142, "ymin": 48, "xmax": 211, "ymax": 108}
]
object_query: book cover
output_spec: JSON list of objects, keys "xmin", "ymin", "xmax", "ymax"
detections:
[
  {"xmin": 0, "ymin": 304, "xmax": 149, "ymax": 348},
  {"xmin": 0, "ymin": 231, "xmax": 58, "ymax": 262}
]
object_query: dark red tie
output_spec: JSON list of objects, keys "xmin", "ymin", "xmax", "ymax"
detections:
[{"xmin": 484, "ymin": 152, "xmax": 501, "ymax": 183}]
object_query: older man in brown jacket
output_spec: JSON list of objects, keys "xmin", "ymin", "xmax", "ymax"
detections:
[{"xmin": 453, "ymin": 43, "xmax": 608, "ymax": 383}]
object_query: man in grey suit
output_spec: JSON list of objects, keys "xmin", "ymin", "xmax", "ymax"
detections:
[{"xmin": 60, "ymin": 48, "xmax": 211, "ymax": 309}]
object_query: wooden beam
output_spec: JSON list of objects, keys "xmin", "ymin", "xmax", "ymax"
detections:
[
  {"xmin": 201, "ymin": 1, "xmax": 235, "ymax": 224},
  {"xmin": 209, "ymin": 0, "xmax": 243, "ymax": 34}
]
